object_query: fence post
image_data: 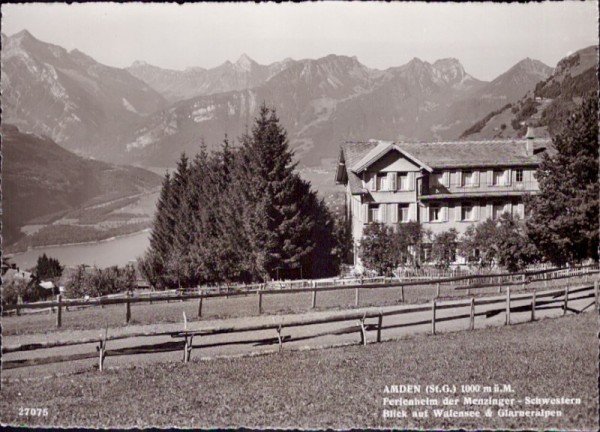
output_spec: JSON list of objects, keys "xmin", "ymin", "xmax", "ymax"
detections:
[
  {"xmin": 311, "ymin": 281, "xmax": 317, "ymax": 309},
  {"xmin": 258, "ymin": 289, "xmax": 263, "ymax": 315},
  {"xmin": 531, "ymin": 290, "xmax": 536, "ymax": 322},
  {"xmin": 125, "ymin": 292, "xmax": 131, "ymax": 324},
  {"xmin": 595, "ymin": 281, "xmax": 599, "ymax": 311},
  {"xmin": 197, "ymin": 296, "xmax": 203, "ymax": 318},
  {"xmin": 359, "ymin": 313, "xmax": 367, "ymax": 346},
  {"xmin": 436, "ymin": 282, "xmax": 440, "ymax": 298},
  {"xmin": 98, "ymin": 327, "xmax": 108, "ymax": 371},
  {"xmin": 521, "ymin": 274, "xmax": 526, "ymax": 291},
  {"xmin": 505, "ymin": 286, "xmax": 511, "ymax": 326},
  {"xmin": 469, "ymin": 297, "xmax": 475, "ymax": 330},
  {"xmin": 16, "ymin": 295, "xmax": 22, "ymax": 316},
  {"xmin": 56, "ymin": 294, "xmax": 62, "ymax": 328},
  {"xmin": 431, "ymin": 299, "xmax": 437, "ymax": 335},
  {"xmin": 377, "ymin": 311, "xmax": 383, "ymax": 342},
  {"xmin": 400, "ymin": 284, "xmax": 405, "ymax": 303},
  {"xmin": 355, "ymin": 287, "xmax": 360, "ymax": 307},
  {"xmin": 563, "ymin": 286, "xmax": 569, "ymax": 316}
]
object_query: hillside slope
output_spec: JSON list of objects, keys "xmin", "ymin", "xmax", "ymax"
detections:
[
  {"xmin": 1, "ymin": 125, "xmax": 162, "ymax": 246},
  {"xmin": 460, "ymin": 46, "xmax": 597, "ymax": 140}
]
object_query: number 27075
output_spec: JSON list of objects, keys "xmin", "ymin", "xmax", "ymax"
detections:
[{"xmin": 19, "ymin": 407, "xmax": 48, "ymax": 416}]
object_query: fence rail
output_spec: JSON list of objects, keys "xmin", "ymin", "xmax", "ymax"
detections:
[
  {"xmin": 3, "ymin": 282, "xmax": 598, "ymax": 371},
  {"xmin": 4, "ymin": 265, "xmax": 598, "ymax": 328}
]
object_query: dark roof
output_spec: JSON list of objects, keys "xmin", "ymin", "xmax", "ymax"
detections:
[
  {"xmin": 339, "ymin": 141, "xmax": 379, "ymax": 194},
  {"xmin": 337, "ymin": 138, "xmax": 552, "ymax": 194},
  {"xmin": 396, "ymin": 139, "xmax": 550, "ymax": 169}
]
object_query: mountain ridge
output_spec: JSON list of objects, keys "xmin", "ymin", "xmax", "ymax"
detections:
[{"xmin": 459, "ymin": 45, "xmax": 597, "ymax": 140}]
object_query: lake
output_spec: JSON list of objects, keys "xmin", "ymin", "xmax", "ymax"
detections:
[{"xmin": 9, "ymin": 230, "xmax": 151, "ymax": 269}]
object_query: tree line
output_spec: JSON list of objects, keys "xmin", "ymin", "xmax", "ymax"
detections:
[{"xmin": 138, "ymin": 105, "xmax": 349, "ymax": 288}]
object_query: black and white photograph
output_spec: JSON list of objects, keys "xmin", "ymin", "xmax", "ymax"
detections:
[{"xmin": 0, "ymin": 1, "xmax": 598, "ymax": 429}]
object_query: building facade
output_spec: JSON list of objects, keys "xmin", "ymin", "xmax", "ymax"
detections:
[{"xmin": 335, "ymin": 135, "xmax": 551, "ymax": 266}]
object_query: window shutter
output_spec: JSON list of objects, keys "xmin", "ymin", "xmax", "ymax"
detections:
[
  {"xmin": 379, "ymin": 204, "xmax": 386, "ymax": 223},
  {"xmin": 407, "ymin": 172, "xmax": 415, "ymax": 191},
  {"xmin": 487, "ymin": 170, "xmax": 494, "ymax": 186},
  {"xmin": 456, "ymin": 171, "xmax": 463, "ymax": 188},
  {"xmin": 443, "ymin": 171, "xmax": 450, "ymax": 187},
  {"xmin": 362, "ymin": 203, "xmax": 369, "ymax": 222},
  {"xmin": 455, "ymin": 204, "xmax": 462, "ymax": 221},
  {"xmin": 486, "ymin": 203, "xmax": 493, "ymax": 219},
  {"xmin": 390, "ymin": 204, "xmax": 398, "ymax": 223},
  {"xmin": 390, "ymin": 172, "xmax": 397, "ymax": 191},
  {"xmin": 442, "ymin": 206, "xmax": 448, "ymax": 222},
  {"xmin": 474, "ymin": 171, "xmax": 480, "ymax": 187},
  {"xmin": 409, "ymin": 203, "xmax": 417, "ymax": 222},
  {"xmin": 517, "ymin": 202, "xmax": 524, "ymax": 219},
  {"xmin": 506, "ymin": 202, "xmax": 513, "ymax": 216},
  {"xmin": 473, "ymin": 204, "xmax": 480, "ymax": 221},
  {"xmin": 422, "ymin": 205, "xmax": 429, "ymax": 223},
  {"xmin": 506, "ymin": 169, "xmax": 512, "ymax": 186}
]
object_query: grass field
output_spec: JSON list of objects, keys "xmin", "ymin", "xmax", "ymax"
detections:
[
  {"xmin": 1, "ymin": 312, "xmax": 596, "ymax": 429},
  {"xmin": 3, "ymin": 275, "xmax": 592, "ymax": 336}
]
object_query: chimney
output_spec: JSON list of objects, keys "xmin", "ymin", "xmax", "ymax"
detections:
[{"xmin": 525, "ymin": 126, "xmax": 535, "ymax": 156}]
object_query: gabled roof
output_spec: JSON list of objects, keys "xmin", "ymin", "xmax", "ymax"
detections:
[
  {"xmin": 336, "ymin": 138, "xmax": 552, "ymax": 194},
  {"xmin": 352, "ymin": 141, "xmax": 433, "ymax": 173}
]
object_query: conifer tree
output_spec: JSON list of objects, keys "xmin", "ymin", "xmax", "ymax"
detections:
[
  {"xmin": 144, "ymin": 171, "xmax": 175, "ymax": 288},
  {"xmin": 526, "ymin": 93, "xmax": 599, "ymax": 265},
  {"xmin": 236, "ymin": 104, "xmax": 320, "ymax": 281}
]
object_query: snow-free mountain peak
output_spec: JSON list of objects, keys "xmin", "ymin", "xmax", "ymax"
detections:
[{"xmin": 235, "ymin": 53, "xmax": 256, "ymax": 71}]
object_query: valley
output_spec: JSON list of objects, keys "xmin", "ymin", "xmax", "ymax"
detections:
[{"xmin": 1, "ymin": 29, "xmax": 596, "ymax": 257}]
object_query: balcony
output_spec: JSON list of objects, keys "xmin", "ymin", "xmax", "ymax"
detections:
[{"xmin": 420, "ymin": 181, "xmax": 538, "ymax": 200}]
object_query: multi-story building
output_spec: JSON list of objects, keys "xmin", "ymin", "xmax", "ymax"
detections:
[{"xmin": 335, "ymin": 132, "xmax": 551, "ymax": 265}]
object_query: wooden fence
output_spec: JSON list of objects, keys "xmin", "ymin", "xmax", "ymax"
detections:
[
  {"xmin": 4, "ymin": 265, "xmax": 598, "ymax": 328},
  {"xmin": 3, "ymin": 281, "xmax": 597, "ymax": 371}
]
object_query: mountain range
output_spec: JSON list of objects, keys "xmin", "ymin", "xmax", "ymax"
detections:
[
  {"xmin": 120, "ymin": 53, "xmax": 554, "ymax": 167},
  {"xmin": 2, "ymin": 30, "xmax": 567, "ymax": 169},
  {"xmin": 127, "ymin": 54, "xmax": 296, "ymax": 103}
]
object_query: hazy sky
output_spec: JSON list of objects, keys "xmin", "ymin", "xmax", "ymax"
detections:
[{"xmin": 2, "ymin": 2, "xmax": 598, "ymax": 81}]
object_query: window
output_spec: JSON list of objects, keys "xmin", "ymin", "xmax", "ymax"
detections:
[
  {"xmin": 398, "ymin": 173, "xmax": 409, "ymax": 191},
  {"xmin": 463, "ymin": 171, "xmax": 475, "ymax": 187},
  {"xmin": 516, "ymin": 169, "xmax": 523, "ymax": 183},
  {"xmin": 376, "ymin": 174, "xmax": 388, "ymax": 191},
  {"xmin": 429, "ymin": 205, "xmax": 441, "ymax": 222},
  {"xmin": 461, "ymin": 202, "xmax": 474, "ymax": 221},
  {"xmin": 493, "ymin": 170, "xmax": 507, "ymax": 186},
  {"xmin": 368, "ymin": 205, "xmax": 380, "ymax": 223},
  {"xmin": 399, "ymin": 204, "xmax": 410, "ymax": 222},
  {"xmin": 492, "ymin": 202, "xmax": 509, "ymax": 220}
]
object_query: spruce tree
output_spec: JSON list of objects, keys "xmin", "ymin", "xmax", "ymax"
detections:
[
  {"xmin": 145, "ymin": 171, "xmax": 175, "ymax": 288},
  {"xmin": 237, "ymin": 104, "xmax": 325, "ymax": 281},
  {"xmin": 526, "ymin": 93, "xmax": 599, "ymax": 265}
]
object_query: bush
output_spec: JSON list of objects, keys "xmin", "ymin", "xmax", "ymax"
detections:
[
  {"xmin": 2, "ymin": 278, "xmax": 45, "ymax": 305},
  {"xmin": 64, "ymin": 264, "xmax": 137, "ymax": 299},
  {"xmin": 430, "ymin": 229, "xmax": 459, "ymax": 269}
]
